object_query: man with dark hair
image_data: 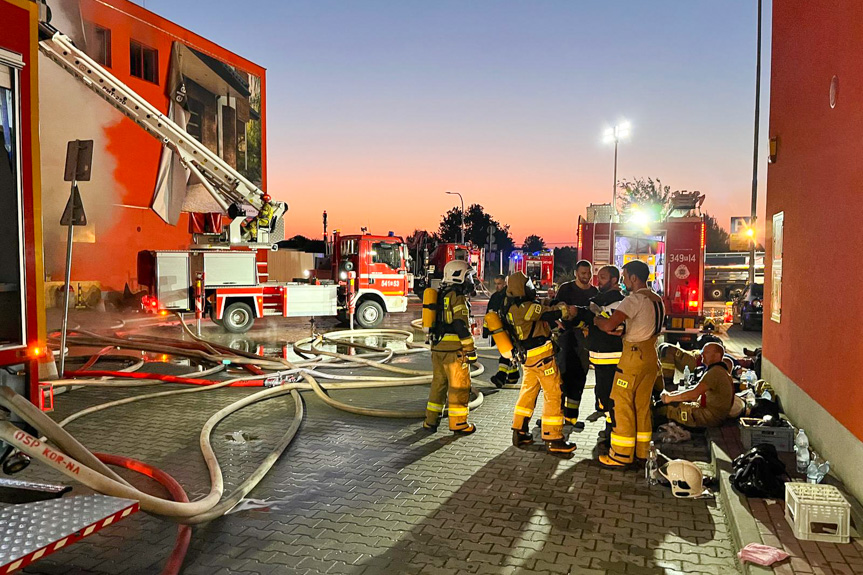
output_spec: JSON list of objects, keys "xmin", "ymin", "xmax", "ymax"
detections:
[
  {"xmin": 594, "ymin": 260, "xmax": 665, "ymax": 468},
  {"xmin": 486, "ymin": 275, "xmax": 519, "ymax": 387},
  {"xmin": 571, "ymin": 265, "xmax": 625, "ymax": 446},
  {"xmin": 553, "ymin": 260, "xmax": 598, "ymax": 428}
]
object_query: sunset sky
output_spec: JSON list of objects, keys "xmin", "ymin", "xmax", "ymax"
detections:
[{"xmin": 145, "ymin": 0, "xmax": 772, "ymax": 246}]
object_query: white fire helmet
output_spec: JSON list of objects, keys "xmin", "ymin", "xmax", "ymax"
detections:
[
  {"xmin": 442, "ymin": 260, "xmax": 474, "ymax": 285},
  {"xmin": 659, "ymin": 459, "xmax": 707, "ymax": 498}
]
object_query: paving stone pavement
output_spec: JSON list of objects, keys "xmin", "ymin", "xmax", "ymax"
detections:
[{"xmin": 12, "ymin": 322, "xmax": 742, "ymax": 575}]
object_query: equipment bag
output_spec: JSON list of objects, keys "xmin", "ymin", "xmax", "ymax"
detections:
[{"xmin": 730, "ymin": 443, "xmax": 790, "ymax": 499}]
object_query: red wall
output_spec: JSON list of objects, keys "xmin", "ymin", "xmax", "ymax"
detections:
[
  {"xmin": 51, "ymin": 0, "xmax": 267, "ymax": 291},
  {"xmin": 765, "ymin": 2, "xmax": 863, "ymax": 440}
]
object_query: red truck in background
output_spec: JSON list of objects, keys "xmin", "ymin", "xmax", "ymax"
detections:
[
  {"xmin": 577, "ymin": 193, "xmax": 706, "ymax": 348},
  {"xmin": 508, "ymin": 250, "xmax": 555, "ymax": 289},
  {"xmin": 139, "ymin": 231, "xmax": 411, "ymax": 332},
  {"xmin": 412, "ymin": 242, "xmax": 484, "ymax": 293}
]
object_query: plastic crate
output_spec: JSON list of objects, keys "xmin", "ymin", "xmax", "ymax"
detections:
[
  {"xmin": 739, "ymin": 418, "xmax": 794, "ymax": 452},
  {"xmin": 785, "ymin": 482, "xmax": 851, "ymax": 544}
]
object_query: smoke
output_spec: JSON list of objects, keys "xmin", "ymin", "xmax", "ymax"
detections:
[{"xmin": 39, "ymin": 53, "xmax": 122, "ymax": 282}]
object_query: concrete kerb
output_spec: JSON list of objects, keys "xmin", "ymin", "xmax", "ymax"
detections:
[{"xmin": 709, "ymin": 428, "xmax": 774, "ymax": 575}]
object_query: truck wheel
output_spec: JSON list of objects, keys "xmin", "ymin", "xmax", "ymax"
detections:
[
  {"xmin": 355, "ymin": 300, "xmax": 384, "ymax": 329},
  {"xmin": 222, "ymin": 302, "xmax": 255, "ymax": 333}
]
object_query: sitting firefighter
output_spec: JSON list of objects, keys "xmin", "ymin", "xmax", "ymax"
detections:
[
  {"xmin": 422, "ymin": 260, "xmax": 478, "ymax": 435},
  {"xmin": 242, "ymin": 194, "xmax": 275, "ymax": 242},
  {"xmin": 502, "ymin": 272, "xmax": 579, "ymax": 454},
  {"xmin": 656, "ymin": 341, "xmax": 734, "ymax": 429}
]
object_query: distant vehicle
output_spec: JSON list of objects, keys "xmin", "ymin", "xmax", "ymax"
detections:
[
  {"xmin": 578, "ymin": 192, "xmax": 707, "ymax": 348},
  {"xmin": 509, "ymin": 250, "xmax": 555, "ymax": 289},
  {"xmin": 412, "ymin": 242, "xmax": 484, "ymax": 294},
  {"xmin": 704, "ymin": 252, "xmax": 765, "ymax": 301},
  {"xmin": 732, "ymin": 283, "xmax": 764, "ymax": 331}
]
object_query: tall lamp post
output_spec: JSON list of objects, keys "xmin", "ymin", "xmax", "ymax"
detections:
[
  {"xmin": 748, "ymin": 0, "xmax": 763, "ymax": 285},
  {"xmin": 446, "ymin": 190, "xmax": 465, "ymax": 244},
  {"xmin": 603, "ymin": 121, "xmax": 631, "ymax": 220}
]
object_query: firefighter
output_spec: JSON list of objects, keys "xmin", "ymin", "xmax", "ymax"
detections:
[
  {"xmin": 571, "ymin": 265, "xmax": 625, "ymax": 446},
  {"xmin": 594, "ymin": 260, "xmax": 665, "ymax": 468},
  {"xmin": 659, "ymin": 344, "xmax": 701, "ymax": 388},
  {"xmin": 504, "ymin": 272, "xmax": 579, "ymax": 454},
  {"xmin": 243, "ymin": 194, "xmax": 275, "ymax": 241},
  {"xmin": 486, "ymin": 275, "xmax": 519, "ymax": 388},
  {"xmin": 554, "ymin": 260, "xmax": 598, "ymax": 427},
  {"xmin": 423, "ymin": 260, "xmax": 478, "ymax": 435},
  {"xmin": 657, "ymin": 342, "xmax": 734, "ymax": 428}
]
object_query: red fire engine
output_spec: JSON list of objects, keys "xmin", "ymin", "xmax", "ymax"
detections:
[
  {"xmin": 509, "ymin": 250, "xmax": 555, "ymax": 289},
  {"xmin": 0, "ymin": 3, "xmax": 139, "ymax": 569},
  {"xmin": 413, "ymin": 242, "xmax": 484, "ymax": 293},
  {"xmin": 139, "ymin": 231, "xmax": 410, "ymax": 333},
  {"xmin": 577, "ymin": 193, "xmax": 706, "ymax": 348}
]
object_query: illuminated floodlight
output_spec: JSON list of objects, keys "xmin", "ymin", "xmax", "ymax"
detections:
[
  {"xmin": 745, "ymin": 227, "xmax": 755, "ymax": 238},
  {"xmin": 630, "ymin": 209, "xmax": 649, "ymax": 227}
]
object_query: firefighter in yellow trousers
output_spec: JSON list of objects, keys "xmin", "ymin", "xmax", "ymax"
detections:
[
  {"xmin": 594, "ymin": 260, "xmax": 665, "ymax": 467},
  {"xmin": 423, "ymin": 260, "xmax": 478, "ymax": 435},
  {"xmin": 503, "ymin": 272, "xmax": 578, "ymax": 454}
]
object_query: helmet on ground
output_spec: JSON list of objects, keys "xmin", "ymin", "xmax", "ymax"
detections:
[
  {"xmin": 262, "ymin": 194, "xmax": 272, "ymax": 203},
  {"xmin": 442, "ymin": 260, "xmax": 474, "ymax": 285},
  {"xmin": 506, "ymin": 271, "xmax": 536, "ymax": 301},
  {"xmin": 659, "ymin": 459, "xmax": 707, "ymax": 498}
]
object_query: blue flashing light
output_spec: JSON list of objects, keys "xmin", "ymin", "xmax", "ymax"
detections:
[{"xmin": 388, "ymin": 231, "xmax": 395, "ymax": 236}]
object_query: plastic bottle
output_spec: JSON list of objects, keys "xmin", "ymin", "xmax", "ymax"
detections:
[
  {"xmin": 682, "ymin": 366, "xmax": 691, "ymax": 386},
  {"xmin": 741, "ymin": 370, "xmax": 757, "ymax": 388},
  {"xmin": 646, "ymin": 441, "xmax": 659, "ymax": 485},
  {"xmin": 795, "ymin": 429, "xmax": 810, "ymax": 473},
  {"xmin": 806, "ymin": 453, "xmax": 830, "ymax": 484}
]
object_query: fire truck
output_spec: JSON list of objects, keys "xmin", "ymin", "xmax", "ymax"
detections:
[
  {"xmin": 412, "ymin": 242, "xmax": 484, "ymax": 293},
  {"xmin": 0, "ymin": 3, "xmax": 140, "ymax": 570},
  {"xmin": 508, "ymin": 250, "xmax": 555, "ymax": 289},
  {"xmin": 138, "ymin": 230, "xmax": 410, "ymax": 333},
  {"xmin": 577, "ymin": 193, "xmax": 707, "ymax": 348}
]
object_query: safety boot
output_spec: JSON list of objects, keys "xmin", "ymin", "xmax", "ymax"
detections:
[
  {"xmin": 545, "ymin": 439, "xmax": 577, "ymax": 454},
  {"xmin": 453, "ymin": 424, "xmax": 477, "ymax": 436},
  {"xmin": 512, "ymin": 429, "xmax": 534, "ymax": 447},
  {"xmin": 598, "ymin": 454, "xmax": 631, "ymax": 468},
  {"xmin": 489, "ymin": 372, "xmax": 506, "ymax": 389},
  {"xmin": 422, "ymin": 422, "xmax": 438, "ymax": 433}
]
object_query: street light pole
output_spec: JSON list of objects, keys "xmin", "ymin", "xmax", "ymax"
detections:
[
  {"xmin": 446, "ymin": 190, "xmax": 465, "ymax": 244},
  {"xmin": 748, "ymin": 0, "xmax": 762, "ymax": 285},
  {"xmin": 603, "ymin": 122, "xmax": 631, "ymax": 220}
]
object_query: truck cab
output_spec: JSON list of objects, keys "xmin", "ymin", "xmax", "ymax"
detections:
[
  {"xmin": 414, "ymin": 242, "xmax": 484, "ymax": 293},
  {"xmin": 509, "ymin": 250, "xmax": 555, "ymax": 289},
  {"xmin": 331, "ymin": 231, "xmax": 410, "ymax": 327}
]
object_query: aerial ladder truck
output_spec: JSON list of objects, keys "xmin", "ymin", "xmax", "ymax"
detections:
[{"xmin": 37, "ymin": 24, "xmax": 286, "ymax": 246}]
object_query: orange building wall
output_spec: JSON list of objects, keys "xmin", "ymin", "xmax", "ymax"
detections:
[
  {"xmin": 42, "ymin": 0, "xmax": 266, "ymax": 292},
  {"xmin": 764, "ymin": 2, "xmax": 863, "ymax": 441}
]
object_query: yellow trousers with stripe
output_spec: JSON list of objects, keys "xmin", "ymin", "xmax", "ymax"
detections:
[
  {"xmin": 608, "ymin": 339, "xmax": 659, "ymax": 463},
  {"xmin": 511, "ymin": 357, "xmax": 564, "ymax": 441},
  {"xmin": 425, "ymin": 350, "xmax": 472, "ymax": 431},
  {"xmin": 660, "ymin": 345, "xmax": 699, "ymax": 386}
]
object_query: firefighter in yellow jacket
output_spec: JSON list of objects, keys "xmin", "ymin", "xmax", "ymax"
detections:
[
  {"xmin": 504, "ymin": 272, "xmax": 579, "ymax": 454},
  {"xmin": 243, "ymin": 194, "xmax": 275, "ymax": 242},
  {"xmin": 423, "ymin": 260, "xmax": 478, "ymax": 435},
  {"xmin": 594, "ymin": 260, "xmax": 665, "ymax": 467}
]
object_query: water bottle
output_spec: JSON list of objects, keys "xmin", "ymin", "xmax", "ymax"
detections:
[
  {"xmin": 806, "ymin": 453, "xmax": 830, "ymax": 484},
  {"xmin": 795, "ymin": 429, "xmax": 810, "ymax": 473},
  {"xmin": 741, "ymin": 370, "xmax": 757, "ymax": 387},
  {"xmin": 682, "ymin": 366, "xmax": 691, "ymax": 386},
  {"xmin": 646, "ymin": 441, "xmax": 659, "ymax": 485}
]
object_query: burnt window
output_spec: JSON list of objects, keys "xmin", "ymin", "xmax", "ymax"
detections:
[
  {"xmin": 130, "ymin": 40, "xmax": 158, "ymax": 84},
  {"xmin": 92, "ymin": 26, "xmax": 112, "ymax": 67},
  {"xmin": 186, "ymin": 98, "xmax": 204, "ymax": 142}
]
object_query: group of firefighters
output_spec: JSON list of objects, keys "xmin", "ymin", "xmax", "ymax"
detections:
[{"xmin": 423, "ymin": 258, "xmax": 736, "ymax": 468}]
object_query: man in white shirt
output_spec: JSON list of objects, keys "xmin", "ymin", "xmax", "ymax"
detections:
[{"xmin": 593, "ymin": 260, "xmax": 665, "ymax": 468}]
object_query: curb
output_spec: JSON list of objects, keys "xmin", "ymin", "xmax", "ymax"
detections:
[{"xmin": 709, "ymin": 429, "xmax": 774, "ymax": 575}]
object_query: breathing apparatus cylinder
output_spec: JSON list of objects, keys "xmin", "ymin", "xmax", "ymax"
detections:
[
  {"xmin": 483, "ymin": 311, "xmax": 514, "ymax": 359},
  {"xmin": 421, "ymin": 288, "xmax": 438, "ymax": 333}
]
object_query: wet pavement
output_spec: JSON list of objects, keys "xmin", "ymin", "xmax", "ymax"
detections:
[{"xmin": 13, "ymin": 303, "xmax": 756, "ymax": 574}]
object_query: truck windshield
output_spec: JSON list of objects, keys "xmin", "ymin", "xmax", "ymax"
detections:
[{"xmin": 372, "ymin": 242, "xmax": 401, "ymax": 269}]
